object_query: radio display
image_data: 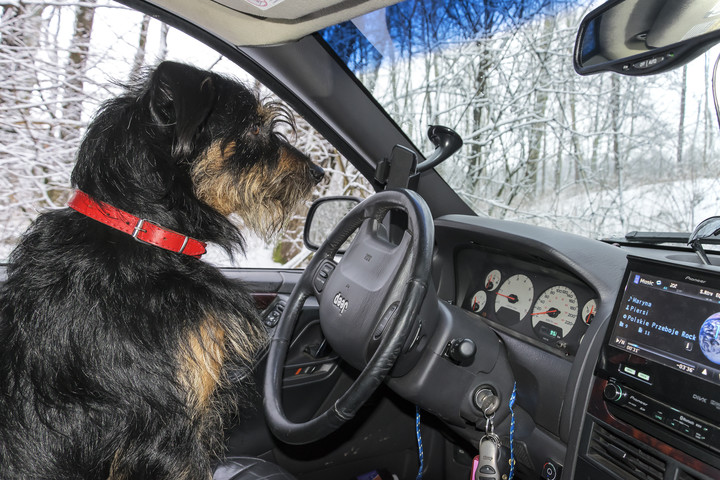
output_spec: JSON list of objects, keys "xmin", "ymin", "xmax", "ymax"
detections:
[{"xmin": 609, "ymin": 267, "xmax": 720, "ymax": 386}]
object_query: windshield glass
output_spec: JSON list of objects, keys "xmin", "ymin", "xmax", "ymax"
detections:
[{"xmin": 320, "ymin": 0, "xmax": 720, "ymax": 240}]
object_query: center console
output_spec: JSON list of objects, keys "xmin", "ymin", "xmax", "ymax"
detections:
[{"xmin": 578, "ymin": 256, "xmax": 720, "ymax": 479}]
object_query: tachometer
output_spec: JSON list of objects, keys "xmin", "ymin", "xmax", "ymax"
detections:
[
  {"xmin": 531, "ymin": 285, "xmax": 578, "ymax": 339},
  {"xmin": 494, "ymin": 274, "xmax": 534, "ymax": 323},
  {"xmin": 470, "ymin": 290, "xmax": 487, "ymax": 313}
]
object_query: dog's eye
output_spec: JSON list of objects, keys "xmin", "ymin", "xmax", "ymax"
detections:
[{"xmin": 251, "ymin": 124, "xmax": 262, "ymax": 136}]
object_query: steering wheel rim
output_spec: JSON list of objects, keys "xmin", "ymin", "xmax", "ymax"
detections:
[{"xmin": 263, "ymin": 189, "xmax": 434, "ymax": 445}]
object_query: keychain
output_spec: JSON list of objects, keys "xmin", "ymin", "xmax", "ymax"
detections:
[{"xmin": 471, "ymin": 413, "xmax": 511, "ymax": 480}]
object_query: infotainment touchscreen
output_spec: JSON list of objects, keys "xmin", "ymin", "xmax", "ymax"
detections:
[{"xmin": 609, "ymin": 265, "xmax": 720, "ymax": 386}]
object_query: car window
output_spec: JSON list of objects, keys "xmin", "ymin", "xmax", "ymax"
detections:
[
  {"xmin": 0, "ymin": 0, "xmax": 371, "ymax": 267},
  {"xmin": 321, "ymin": 0, "xmax": 720, "ymax": 241}
]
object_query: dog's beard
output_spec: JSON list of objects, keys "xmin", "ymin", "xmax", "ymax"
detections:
[{"xmin": 191, "ymin": 142, "xmax": 316, "ymax": 242}]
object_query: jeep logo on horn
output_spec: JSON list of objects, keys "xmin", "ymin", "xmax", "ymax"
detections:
[{"xmin": 333, "ymin": 292, "xmax": 349, "ymax": 314}]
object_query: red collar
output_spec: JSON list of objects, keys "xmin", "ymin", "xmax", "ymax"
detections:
[{"xmin": 67, "ymin": 190, "xmax": 206, "ymax": 258}]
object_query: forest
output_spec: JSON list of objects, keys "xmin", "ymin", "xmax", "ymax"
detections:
[
  {"xmin": 2, "ymin": 0, "xmax": 720, "ymax": 265},
  {"xmin": 322, "ymin": 0, "xmax": 720, "ymax": 239},
  {"xmin": 0, "ymin": 0, "xmax": 371, "ymax": 265}
]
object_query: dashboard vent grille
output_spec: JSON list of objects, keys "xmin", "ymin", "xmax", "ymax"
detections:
[
  {"xmin": 588, "ymin": 424, "xmax": 665, "ymax": 480},
  {"xmin": 677, "ymin": 470, "xmax": 702, "ymax": 480}
]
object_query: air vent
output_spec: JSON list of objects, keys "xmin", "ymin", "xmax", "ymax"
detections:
[
  {"xmin": 677, "ymin": 470, "xmax": 703, "ymax": 480},
  {"xmin": 588, "ymin": 424, "xmax": 666, "ymax": 480}
]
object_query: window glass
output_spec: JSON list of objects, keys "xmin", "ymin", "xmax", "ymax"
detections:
[
  {"xmin": 321, "ymin": 0, "xmax": 720, "ymax": 240},
  {"xmin": 0, "ymin": 0, "xmax": 370, "ymax": 267}
]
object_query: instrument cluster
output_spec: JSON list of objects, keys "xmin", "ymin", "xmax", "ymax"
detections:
[{"xmin": 457, "ymin": 247, "xmax": 597, "ymax": 357}]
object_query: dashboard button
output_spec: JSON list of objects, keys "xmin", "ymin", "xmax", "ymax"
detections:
[{"xmin": 541, "ymin": 459, "xmax": 562, "ymax": 480}]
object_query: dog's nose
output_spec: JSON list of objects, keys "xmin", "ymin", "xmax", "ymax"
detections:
[{"xmin": 309, "ymin": 163, "xmax": 325, "ymax": 183}]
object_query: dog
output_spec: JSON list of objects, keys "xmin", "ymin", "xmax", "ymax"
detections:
[{"xmin": 0, "ymin": 61, "xmax": 324, "ymax": 479}]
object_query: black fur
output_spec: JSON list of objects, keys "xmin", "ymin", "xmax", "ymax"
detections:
[{"xmin": 0, "ymin": 61, "xmax": 323, "ymax": 479}]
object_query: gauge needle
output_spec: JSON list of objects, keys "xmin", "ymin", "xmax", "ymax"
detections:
[
  {"xmin": 586, "ymin": 306, "xmax": 594, "ymax": 322},
  {"xmin": 532, "ymin": 308, "xmax": 559, "ymax": 316},
  {"xmin": 495, "ymin": 292, "xmax": 518, "ymax": 303}
]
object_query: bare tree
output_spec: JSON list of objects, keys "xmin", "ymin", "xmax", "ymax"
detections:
[{"xmin": 129, "ymin": 14, "xmax": 150, "ymax": 80}]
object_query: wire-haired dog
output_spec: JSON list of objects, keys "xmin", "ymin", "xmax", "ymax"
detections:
[{"xmin": 0, "ymin": 61, "xmax": 324, "ymax": 479}]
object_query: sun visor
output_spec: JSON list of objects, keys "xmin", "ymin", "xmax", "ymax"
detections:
[{"xmin": 212, "ymin": 0, "xmax": 392, "ymax": 22}]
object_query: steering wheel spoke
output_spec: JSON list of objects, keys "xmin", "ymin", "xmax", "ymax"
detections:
[{"xmin": 320, "ymin": 219, "xmax": 413, "ymax": 367}]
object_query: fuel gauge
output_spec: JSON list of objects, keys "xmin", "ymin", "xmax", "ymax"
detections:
[
  {"xmin": 484, "ymin": 270, "xmax": 502, "ymax": 291},
  {"xmin": 582, "ymin": 299, "xmax": 598, "ymax": 325},
  {"xmin": 470, "ymin": 290, "xmax": 487, "ymax": 313}
]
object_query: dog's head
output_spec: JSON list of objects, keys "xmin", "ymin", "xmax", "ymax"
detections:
[{"xmin": 72, "ymin": 61, "xmax": 324, "ymax": 244}]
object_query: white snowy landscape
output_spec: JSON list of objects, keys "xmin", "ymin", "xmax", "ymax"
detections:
[{"xmin": 2, "ymin": 0, "xmax": 720, "ymax": 267}]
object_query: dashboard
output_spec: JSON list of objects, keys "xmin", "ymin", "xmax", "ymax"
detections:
[
  {"xmin": 577, "ymin": 256, "xmax": 720, "ymax": 480},
  {"xmin": 431, "ymin": 214, "xmax": 720, "ymax": 480},
  {"xmin": 456, "ymin": 246, "xmax": 597, "ymax": 358}
]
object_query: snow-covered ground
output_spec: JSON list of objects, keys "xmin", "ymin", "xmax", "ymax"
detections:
[
  {"xmin": 203, "ymin": 233, "xmax": 285, "ymax": 269},
  {"xmin": 465, "ymin": 176, "xmax": 720, "ymax": 242}
]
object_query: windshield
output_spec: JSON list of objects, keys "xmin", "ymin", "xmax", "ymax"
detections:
[{"xmin": 320, "ymin": 0, "xmax": 720, "ymax": 240}]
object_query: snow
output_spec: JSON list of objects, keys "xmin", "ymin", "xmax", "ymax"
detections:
[
  {"xmin": 203, "ymin": 233, "xmax": 283, "ymax": 268},
  {"xmin": 4, "ymin": 0, "xmax": 720, "ymax": 266}
]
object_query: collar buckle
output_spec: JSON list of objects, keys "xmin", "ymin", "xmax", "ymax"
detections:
[{"xmin": 131, "ymin": 218, "xmax": 148, "ymax": 242}]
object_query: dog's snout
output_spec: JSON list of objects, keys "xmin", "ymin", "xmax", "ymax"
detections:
[{"xmin": 309, "ymin": 163, "xmax": 325, "ymax": 184}]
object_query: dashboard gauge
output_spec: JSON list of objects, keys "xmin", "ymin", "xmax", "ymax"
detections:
[
  {"xmin": 531, "ymin": 286, "xmax": 578, "ymax": 339},
  {"xmin": 470, "ymin": 290, "xmax": 487, "ymax": 313},
  {"xmin": 494, "ymin": 274, "xmax": 534, "ymax": 323},
  {"xmin": 484, "ymin": 270, "xmax": 502, "ymax": 291},
  {"xmin": 582, "ymin": 299, "xmax": 597, "ymax": 325}
]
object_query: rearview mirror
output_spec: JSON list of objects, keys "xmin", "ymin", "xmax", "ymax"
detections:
[
  {"xmin": 575, "ymin": 0, "xmax": 720, "ymax": 76},
  {"xmin": 303, "ymin": 196, "xmax": 361, "ymax": 251}
]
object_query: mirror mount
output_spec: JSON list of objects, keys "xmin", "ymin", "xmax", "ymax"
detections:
[
  {"xmin": 688, "ymin": 216, "xmax": 720, "ymax": 265},
  {"xmin": 374, "ymin": 125, "xmax": 463, "ymax": 190},
  {"xmin": 416, "ymin": 125, "xmax": 463, "ymax": 173}
]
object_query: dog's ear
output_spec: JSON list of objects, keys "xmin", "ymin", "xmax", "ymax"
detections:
[{"xmin": 148, "ymin": 61, "xmax": 217, "ymax": 158}]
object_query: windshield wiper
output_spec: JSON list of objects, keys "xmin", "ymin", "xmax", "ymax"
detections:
[
  {"xmin": 603, "ymin": 231, "xmax": 711, "ymax": 246},
  {"xmin": 606, "ymin": 231, "xmax": 720, "ymax": 245},
  {"xmin": 603, "ymin": 219, "xmax": 720, "ymax": 266},
  {"xmin": 622, "ymin": 231, "xmax": 694, "ymax": 244}
]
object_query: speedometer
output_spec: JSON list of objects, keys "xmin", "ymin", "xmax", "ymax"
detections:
[
  {"xmin": 531, "ymin": 285, "xmax": 578, "ymax": 339},
  {"xmin": 494, "ymin": 274, "xmax": 534, "ymax": 323}
]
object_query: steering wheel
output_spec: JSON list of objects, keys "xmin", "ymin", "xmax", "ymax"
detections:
[{"xmin": 263, "ymin": 189, "xmax": 434, "ymax": 445}]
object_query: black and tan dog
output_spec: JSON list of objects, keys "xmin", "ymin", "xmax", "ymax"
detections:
[{"xmin": 0, "ymin": 61, "xmax": 323, "ymax": 479}]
